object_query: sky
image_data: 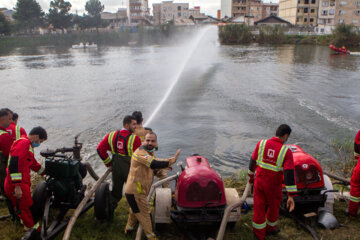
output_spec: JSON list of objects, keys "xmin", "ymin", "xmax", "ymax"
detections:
[{"xmin": 1, "ymin": 0, "xmax": 223, "ymax": 17}]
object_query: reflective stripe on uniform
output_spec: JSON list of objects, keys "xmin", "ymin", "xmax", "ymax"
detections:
[
  {"xmin": 10, "ymin": 173, "xmax": 22, "ymax": 181},
  {"xmin": 145, "ymin": 155, "xmax": 154, "ymax": 167},
  {"xmin": 38, "ymin": 166, "xmax": 45, "ymax": 175},
  {"xmin": 108, "ymin": 131, "xmax": 116, "ymax": 153},
  {"xmin": 136, "ymin": 181, "xmax": 142, "ymax": 194},
  {"xmin": 103, "ymin": 156, "xmax": 112, "ymax": 165},
  {"xmin": 15, "ymin": 126, "xmax": 21, "ymax": 140},
  {"xmin": 29, "ymin": 146, "xmax": 34, "ymax": 154},
  {"xmin": 256, "ymin": 140, "xmax": 287, "ymax": 172},
  {"xmin": 252, "ymin": 221, "xmax": 266, "ymax": 229},
  {"xmin": 285, "ymin": 185, "xmax": 297, "ymax": 192},
  {"xmin": 127, "ymin": 134, "xmax": 135, "ymax": 156},
  {"xmin": 350, "ymin": 195, "xmax": 360, "ymax": 203},
  {"xmin": 146, "ymin": 233, "xmax": 156, "ymax": 238},
  {"xmin": 125, "ymin": 225, "xmax": 134, "ymax": 230},
  {"xmin": 355, "ymin": 152, "xmax": 359, "ymax": 157},
  {"xmin": 33, "ymin": 222, "xmax": 40, "ymax": 229},
  {"xmin": 266, "ymin": 219, "xmax": 278, "ymax": 227}
]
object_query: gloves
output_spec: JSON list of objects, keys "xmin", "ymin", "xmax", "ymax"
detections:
[{"xmin": 169, "ymin": 157, "xmax": 176, "ymax": 167}]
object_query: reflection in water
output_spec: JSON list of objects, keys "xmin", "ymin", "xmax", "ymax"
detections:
[{"xmin": 1, "ymin": 32, "xmax": 360, "ymax": 177}]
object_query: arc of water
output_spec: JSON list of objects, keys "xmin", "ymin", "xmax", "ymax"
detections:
[{"xmin": 144, "ymin": 26, "xmax": 211, "ymax": 127}]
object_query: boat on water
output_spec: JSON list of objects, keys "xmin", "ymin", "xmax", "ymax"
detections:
[
  {"xmin": 329, "ymin": 44, "xmax": 350, "ymax": 54},
  {"xmin": 72, "ymin": 42, "xmax": 98, "ymax": 49}
]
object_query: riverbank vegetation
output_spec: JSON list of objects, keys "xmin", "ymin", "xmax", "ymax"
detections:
[
  {"xmin": 219, "ymin": 24, "xmax": 360, "ymax": 47},
  {"xmin": 0, "ymin": 172, "xmax": 358, "ymax": 239}
]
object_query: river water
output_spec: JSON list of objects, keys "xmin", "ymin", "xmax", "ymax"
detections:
[{"xmin": 1, "ymin": 26, "xmax": 360, "ymax": 177}]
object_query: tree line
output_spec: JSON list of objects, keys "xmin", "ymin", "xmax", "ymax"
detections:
[{"xmin": 0, "ymin": 0, "xmax": 106, "ymax": 35}]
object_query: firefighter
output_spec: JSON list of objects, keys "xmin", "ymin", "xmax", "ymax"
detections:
[
  {"xmin": 97, "ymin": 115, "xmax": 141, "ymax": 208},
  {"xmin": 348, "ymin": 130, "xmax": 360, "ymax": 216},
  {"xmin": 4, "ymin": 126, "xmax": 47, "ymax": 238},
  {"xmin": 248, "ymin": 124, "xmax": 297, "ymax": 240},
  {"xmin": 132, "ymin": 111, "xmax": 168, "ymax": 187},
  {"xmin": 132, "ymin": 111, "xmax": 152, "ymax": 143},
  {"xmin": 0, "ymin": 109, "xmax": 13, "ymax": 196},
  {"xmin": 6, "ymin": 112, "xmax": 27, "ymax": 141},
  {"xmin": 124, "ymin": 132, "xmax": 180, "ymax": 239}
]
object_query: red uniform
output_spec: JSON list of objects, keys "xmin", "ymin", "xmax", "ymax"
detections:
[
  {"xmin": 249, "ymin": 137, "xmax": 297, "ymax": 240},
  {"xmin": 0, "ymin": 127, "xmax": 13, "ymax": 194},
  {"xmin": 4, "ymin": 137, "xmax": 45, "ymax": 230},
  {"xmin": 6, "ymin": 122, "xmax": 27, "ymax": 142},
  {"xmin": 97, "ymin": 128, "xmax": 141, "ymax": 203},
  {"xmin": 97, "ymin": 128, "xmax": 141, "ymax": 167},
  {"xmin": 348, "ymin": 130, "xmax": 360, "ymax": 216}
]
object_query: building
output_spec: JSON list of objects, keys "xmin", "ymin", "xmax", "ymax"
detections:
[
  {"xmin": 334, "ymin": 0, "xmax": 360, "ymax": 27},
  {"xmin": 221, "ymin": 0, "xmax": 232, "ymax": 18},
  {"xmin": 0, "ymin": 8, "xmax": 14, "ymax": 21},
  {"xmin": 128, "ymin": 0, "xmax": 150, "ymax": 25},
  {"xmin": 189, "ymin": 6, "xmax": 201, "ymax": 15},
  {"xmin": 279, "ymin": 0, "xmax": 319, "ymax": 26},
  {"xmin": 255, "ymin": 15, "xmax": 291, "ymax": 26},
  {"xmin": 231, "ymin": 0, "xmax": 263, "ymax": 23},
  {"xmin": 101, "ymin": 9, "xmax": 128, "ymax": 28},
  {"xmin": 153, "ymin": 1, "xmax": 190, "ymax": 25},
  {"xmin": 316, "ymin": 0, "xmax": 336, "ymax": 33},
  {"xmin": 262, "ymin": 3, "xmax": 279, "ymax": 18}
]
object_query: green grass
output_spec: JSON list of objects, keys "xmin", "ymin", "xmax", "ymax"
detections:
[{"xmin": 1, "ymin": 170, "xmax": 359, "ymax": 240}]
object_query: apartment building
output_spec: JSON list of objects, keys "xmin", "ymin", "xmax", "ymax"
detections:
[
  {"xmin": 221, "ymin": 0, "xmax": 232, "ymax": 18},
  {"xmin": 128, "ymin": 0, "xmax": 150, "ymax": 25},
  {"xmin": 262, "ymin": 3, "xmax": 279, "ymax": 18},
  {"xmin": 317, "ymin": 0, "xmax": 336, "ymax": 33},
  {"xmin": 232, "ymin": 0, "xmax": 263, "ymax": 23},
  {"xmin": 334, "ymin": 0, "xmax": 360, "ymax": 26},
  {"xmin": 279, "ymin": 0, "xmax": 319, "ymax": 26},
  {"xmin": 153, "ymin": 1, "xmax": 190, "ymax": 25}
]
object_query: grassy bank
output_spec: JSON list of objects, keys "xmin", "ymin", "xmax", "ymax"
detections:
[
  {"xmin": 219, "ymin": 24, "xmax": 360, "ymax": 47},
  {"xmin": 0, "ymin": 173, "xmax": 358, "ymax": 240}
]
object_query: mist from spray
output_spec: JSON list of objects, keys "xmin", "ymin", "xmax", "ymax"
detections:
[{"xmin": 144, "ymin": 26, "xmax": 211, "ymax": 127}]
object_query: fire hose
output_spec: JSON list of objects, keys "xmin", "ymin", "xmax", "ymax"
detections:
[
  {"xmin": 216, "ymin": 181, "xmax": 252, "ymax": 240},
  {"xmin": 62, "ymin": 167, "xmax": 112, "ymax": 240}
]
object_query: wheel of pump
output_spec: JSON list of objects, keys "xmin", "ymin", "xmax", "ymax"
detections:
[
  {"xmin": 31, "ymin": 181, "xmax": 48, "ymax": 223},
  {"xmin": 78, "ymin": 162, "xmax": 87, "ymax": 179},
  {"xmin": 94, "ymin": 182, "xmax": 113, "ymax": 221}
]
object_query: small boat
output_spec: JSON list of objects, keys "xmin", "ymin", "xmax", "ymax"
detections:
[
  {"xmin": 72, "ymin": 42, "xmax": 98, "ymax": 49},
  {"xmin": 329, "ymin": 44, "xmax": 350, "ymax": 54}
]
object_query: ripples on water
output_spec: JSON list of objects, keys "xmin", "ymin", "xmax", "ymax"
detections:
[{"xmin": 1, "ymin": 28, "xmax": 360, "ymax": 178}]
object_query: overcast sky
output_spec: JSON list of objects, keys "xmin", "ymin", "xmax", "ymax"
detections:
[{"xmin": 1, "ymin": 0, "xmax": 223, "ymax": 17}]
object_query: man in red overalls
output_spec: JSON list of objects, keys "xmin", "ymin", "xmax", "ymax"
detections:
[
  {"xmin": 97, "ymin": 115, "xmax": 141, "ymax": 208},
  {"xmin": 4, "ymin": 126, "xmax": 47, "ymax": 238},
  {"xmin": 348, "ymin": 130, "xmax": 360, "ymax": 216},
  {"xmin": 248, "ymin": 124, "xmax": 297, "ymax": 240},
  {"xmin": 0, "ymin": 109, "xmax": 15, "ymax": 217},
  {"xmin": 6, "ymin": 112, "xmax": 27, "ymax": 141}
]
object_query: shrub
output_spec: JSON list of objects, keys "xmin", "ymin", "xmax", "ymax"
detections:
[
  {"xmin": 331, "ymin": 24, "xmax": 360, "ymax": 47},
  {"xmin": 218, "ymin": 24, "xmax": 253, "ymax": 44},
  {"xmin": 258, "ymin": 25, "xmax": 285, "ymax": 44}
]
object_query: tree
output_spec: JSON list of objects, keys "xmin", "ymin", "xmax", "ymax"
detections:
[
  {"xmin": 85, "ymin": 0, "xmax": 104, "ymax": 31},
  {"xmin": 47, "ymin": 0, "xmax": 72, "ymax": 33},
  {"xmin": 13, "ymin": 0, "xmax": 44, "ymax": 33},
  {"xmin": 0, "ymin": 12, "xmax": 11, "ymax": 35}
]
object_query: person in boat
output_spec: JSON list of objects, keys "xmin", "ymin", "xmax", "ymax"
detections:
[
  {"xmin": 348, "ymin": 130, "xmax": 360, "ymax": 216},
  {"xmin": 248, "ymin": 124, "xmax": 297, "ymax": 240},
  {"xmin": 341, "ymin": 46, "xmax": 347, "ymax": 52},
  {"xmin": 124, "ymin": 132, "xmax": 180, "ymax": 239},
  {"xmin": 132, "ymin": 111, "xmax": 169, "ymax": 188},
  {"xmin": 4, "ymin": 127, "xmax": 47, "ymax": 239},
  {"xmin": 97, "ymin": 115, "xmax": 141, "ymax": 209}
]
